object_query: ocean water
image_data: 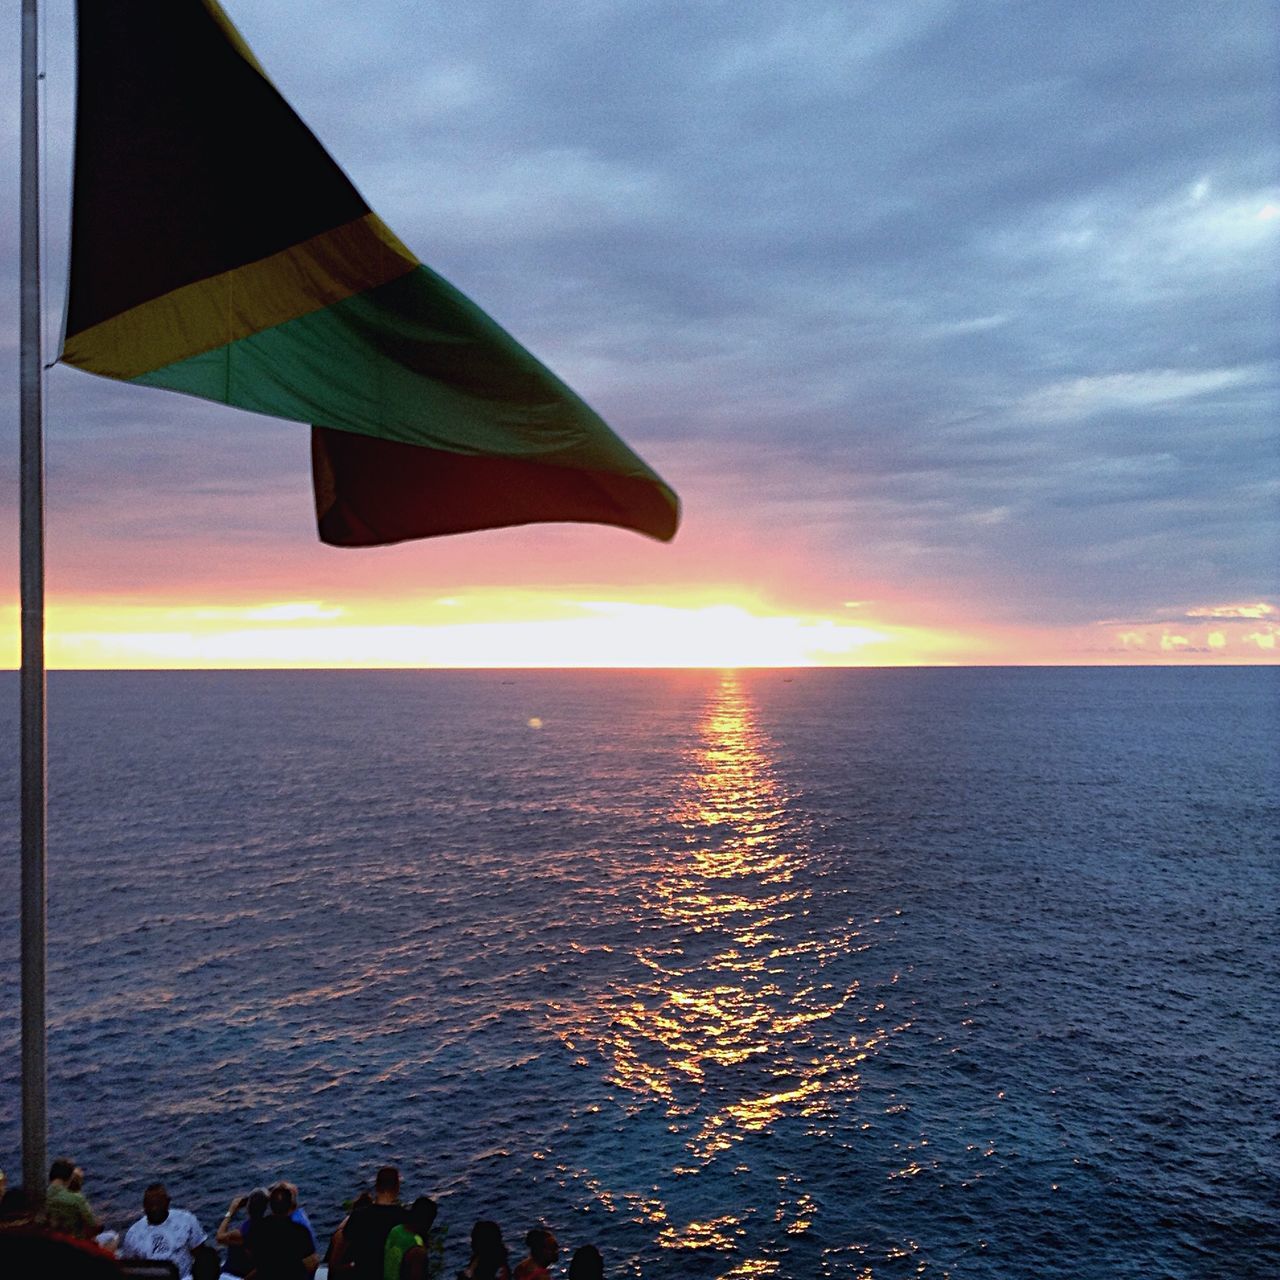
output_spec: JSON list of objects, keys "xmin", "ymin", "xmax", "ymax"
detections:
[{"xmin": 0, "ymin": 668, "xmax": 1276, "ymax": 1278}]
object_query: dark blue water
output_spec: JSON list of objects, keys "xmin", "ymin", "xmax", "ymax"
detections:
[{"xmin": 1, "ymin": 669, "xmax": 1276, "ymax": 1278}]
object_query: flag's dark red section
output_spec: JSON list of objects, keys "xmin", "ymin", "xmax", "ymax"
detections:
[{"xmin": 312, "ymin": 427, "xmax": 679, "ymax": 546}]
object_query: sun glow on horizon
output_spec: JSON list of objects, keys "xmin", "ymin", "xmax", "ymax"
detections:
[
  {"xmin": 1, "ymin": 591, "xmax": 978, "ymax": 669},
  {"xmin": 4, "ymin": 589, "xmax": 1276, "ymax": 669}
]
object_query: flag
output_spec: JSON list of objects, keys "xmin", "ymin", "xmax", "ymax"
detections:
[{"xmin": 60, "ymin": 0, "xmax": 679, "ymax": 546}]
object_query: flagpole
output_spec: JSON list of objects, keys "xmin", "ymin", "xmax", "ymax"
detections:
[{"xmin": 19, "ymin": 0, "xmax": 49, "ymax": 1193}]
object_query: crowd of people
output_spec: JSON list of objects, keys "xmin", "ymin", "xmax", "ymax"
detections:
[{"xmin": 0, "ymin": 1161, "xmax": 606, "ymax": 1280}]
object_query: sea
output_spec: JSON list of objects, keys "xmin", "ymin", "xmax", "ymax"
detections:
[{"xmin": 0, "ymin": 668, "xmax": 1276, "ymax": 1278}]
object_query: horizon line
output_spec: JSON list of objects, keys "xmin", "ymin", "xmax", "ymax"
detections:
[{"xmin": 3, "ymin": 662, "xmax": 1274, "ymax": 674}]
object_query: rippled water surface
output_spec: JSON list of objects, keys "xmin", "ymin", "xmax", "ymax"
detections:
[{"xmin": 1, "ymin": 669, "xmax": 1276, "ymax": 1277}]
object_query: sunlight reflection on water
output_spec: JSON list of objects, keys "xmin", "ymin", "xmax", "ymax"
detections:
[{"xmin": 550, "ymin": 673, "xmax": 902, "ymax": 1267}]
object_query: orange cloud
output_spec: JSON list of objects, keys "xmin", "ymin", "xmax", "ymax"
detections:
[{"xmin": 1186, "ymin": 602, "xmax": 1276, "ymax": 620}]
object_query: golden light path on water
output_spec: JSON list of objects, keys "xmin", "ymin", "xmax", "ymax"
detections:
[{"xmin": 550, "ymin": 672, "xmax": 916, "ymax": 1274}]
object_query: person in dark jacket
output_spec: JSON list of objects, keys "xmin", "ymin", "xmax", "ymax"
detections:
[
  {"xmin": 568, "ymin": 1244, "xmax": 603, "ymax": 1280},
  {"xmin": 458, "ymin": 1220, "xmax": 510, "ymax": 1280},
  {"xmin": 245, "ymin": 1183, "xmax": 318, "ymax": 1279},
  {"xmin": 331, "ymin": 1166, "xmax": 407, "ymax": 1280}
]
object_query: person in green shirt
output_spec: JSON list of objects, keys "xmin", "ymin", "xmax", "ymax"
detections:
[
  {"xmin": 383, "ymin": 1197, "xmax": 437, "ymax": 1280},
  {"xmin": 46, "ymin": 1158, "xmax": 100, "ymax": 1239}
]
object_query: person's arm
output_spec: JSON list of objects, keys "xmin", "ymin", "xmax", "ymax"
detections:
[
  {"xmin": 402, "ymin": 1242, "xmax": 429, "ymax": 1280},
  {"xmin": 328, "ymin": 1217, "xmax": 354, "ymax": 1278},
  {"xmin": 295, "ymin": 1207, "xmax": 319, "ymax": 1255},
  {"xmin": 78, "ymin": 1196, "xmax": 102, "ymax": 1239},
  {"xmin": 188, "ymin": 1214, "xmax": 208, "ymax": 1255},
  {"xmin": 302, "ymin": 1251, "xmax": 321, "ymax": 1275},
  {"xmin": 217, "ymin": 1197, "xmax": 248, "ymax": 1246},
  {"xmin": 117, "ymin": 1224, "xmax": 141, "ymax": 1260}
]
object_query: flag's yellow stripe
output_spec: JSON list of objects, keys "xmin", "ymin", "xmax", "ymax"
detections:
[
  {"xmin": 62, "ymin": 213, "xmax": 419, "ymax": 380},
  {"xmin": 201, "ymin": 0, "xmax": 273, "ymax": 83}
]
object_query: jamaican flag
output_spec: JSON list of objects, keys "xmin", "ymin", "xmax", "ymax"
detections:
[{"xmin": 61, "ymin": 0, "xmax": 679, "ymax": 546}]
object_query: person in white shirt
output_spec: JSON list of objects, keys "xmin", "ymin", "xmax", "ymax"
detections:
[{"xmin": 119, "ymin": 1183, "xmax": 206, "ymax": 1280}]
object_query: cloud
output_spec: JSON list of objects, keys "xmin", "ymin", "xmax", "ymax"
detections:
[
  {"xmin": 240, "ymin": 602, "xmax": 346, "ymax": 621},
  {"xmin": 1016, "ymin": 367, "xmax": 1260, "ymax": 423},
  {"xmin": 1185, "ymin": 602, "xmax": 1277, "ymax": 620},
  {"xmin": 1100, "ymin": 591, "xmax": 1279, "ymax": 662},
  {"xmin": 1104, "ymin": 600, "xmax": 1279, "ymax": 627}
]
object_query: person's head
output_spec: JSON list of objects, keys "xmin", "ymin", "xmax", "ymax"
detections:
[
  {"xmin": 67, "ymin": 1168, "xmax": 85, "ymax": 1193},
  {"xmin": 0, "ymin": 1186, "xmax": 41, "ymax": 1226},
  {"xmin": 190, "ymin": 1244, "xmax": 221, "ymax": 1280},
  {"xmin": 267, "ymin": 1184, "xmax": 294, "ymax": 1217},
  {"xmin": 568, "ymin": 1244, "xmax": 603, "ymax": 1280},
  {"xmin": 408, "ymin": 1197, "xmax": 438, "ymax": 1235},
  {"xmin": 373, "ymin": 1166, "xmax": 400, "ymax": 1202},
  {"xmin": 351, "ymin": 1191, "xmax": 373, "ymax": 1213},
  {"xmin": 246, "ymin": 1188, "xmax": 270, "ymax": 1220},
  {"xmin": 48, "ymin": 1158, "xmax": 75, "ymax": 1185},
  {"xmin": 471, "ymin": 1219, "xmax": 506, "ymax": 1258},
  {"xmin": 142, "ymin": 1183, "xmax": 170, "ymax": 1225},
  {"xmin": 526, "ymin": 1227, "xmax": 559, "ymax": 1266}
]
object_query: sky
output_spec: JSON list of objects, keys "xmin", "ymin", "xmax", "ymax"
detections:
[{"xmin": 1, "ymin": 0, "xmax": 1277, "ymax": 667}]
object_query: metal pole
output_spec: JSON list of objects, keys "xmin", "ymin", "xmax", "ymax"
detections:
[{"xmin": 19, "ymin": 0, "xmax": 48, "ymax": 1194}]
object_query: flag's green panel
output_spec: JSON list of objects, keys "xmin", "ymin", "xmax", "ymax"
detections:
[{"xmin": 131, "ymin": 267, "xmax": 666, "ymax": 489}]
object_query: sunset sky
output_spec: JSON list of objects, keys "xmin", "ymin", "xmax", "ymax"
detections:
[{"xmin": 1, "ymin": 0, "xmax": 1276, "ymax": 667}]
